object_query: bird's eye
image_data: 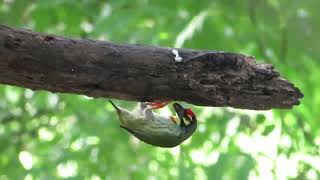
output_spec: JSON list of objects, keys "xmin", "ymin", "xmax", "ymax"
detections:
[
  {"xmin": 182, "ymin": 117, "xmax": 191, "ymax": 126},
  {"xmin": 186, "ymin": 114, "xmax": 193, "ymax": 121}
]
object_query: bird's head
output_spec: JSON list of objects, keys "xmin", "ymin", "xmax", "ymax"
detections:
[{"xmin": 173, "ymin": 103, "xmax": 197, "ymax": 126}]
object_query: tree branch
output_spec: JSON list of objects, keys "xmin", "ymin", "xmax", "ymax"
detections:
[{"xmin": 0, "ymin": 24, "xmax": 303, "ymax": 110}]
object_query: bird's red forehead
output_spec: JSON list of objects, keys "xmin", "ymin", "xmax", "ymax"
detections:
[{"xmin": 184, "ymin": 109, "xmax": 195, "ymax": 117}]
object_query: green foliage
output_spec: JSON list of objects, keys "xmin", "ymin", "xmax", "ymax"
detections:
[{"xmin": 0, "ymin": 0, "xmax": 319, "ymax": 179}]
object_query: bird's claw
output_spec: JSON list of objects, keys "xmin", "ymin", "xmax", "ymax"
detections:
[{"xmin": 145, "ymin": 101, "xmax": 171, "ymax": 110}]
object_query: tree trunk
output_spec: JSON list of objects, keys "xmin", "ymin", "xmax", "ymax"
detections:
[{"xmin": 0, "ymin": 24, "xmax": 303, "ymax": 110}]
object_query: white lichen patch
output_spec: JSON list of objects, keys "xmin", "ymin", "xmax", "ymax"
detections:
[{"xmin": 172, "ymin": 49, "xmax": 183, "ymax": 62}]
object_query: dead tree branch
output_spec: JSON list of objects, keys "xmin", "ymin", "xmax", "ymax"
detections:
[{"xmin": 0, "ymin": 25, "xmax": 303, "ymax": 110}]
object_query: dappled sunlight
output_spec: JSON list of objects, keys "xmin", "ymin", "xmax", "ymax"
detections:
[
  {"xmin": 89, "ymin": 147, "xmax": 99, "ymax": 163},
  {"xmin": 55, "ymin": 115, "xmax": 76, "ymax": 134},
  {"xmin": 47, "ymin": 94, "xmax": 59, "ymax": 108},
  {"xmin": 81, "ymin": 21, "xmax": 93, "ymax": 33},
  {"xmin": 175, "ymin": 10, "xmax": 208, "ymax": 48},
  {"xmin": 57, "ymin": 160, "xmax": 78, "ymax": 178},
  {"xmin": 226, "ymin": 116, "xmax": 240, "ymax": 136},
  {"xmin": 100, "ymin": 3, "xmax": 112, "ymax": 18},
  {"xmin": 275, "ymin": 154, "xmax": 299, "ymax": 179},
  {"xmin": 190, "ymin": 149, "xmax": 219, "ymax": 166},
  {"xmin": 0, "ymin": 0, "xmax": 317, "ymax": 179},
  {"xmin": 24, "ymin": 174, "xmax": 33, "ymax": 180},
  {"xmin": 38, "ymin": 127, "xmax": 55, "ymax": 141},
  {"xmin": 19, "ymin": 151, "xmax": 34, "ymax": 170},
  {"xmin": 90, "ymin": 174, "xmax": 102, "ymax": 180},
  {"xmin": 5, "ymin": 86, "xmax": 21, "ymax": 104},
  {"xmin": 197, "ymin": 123, "xmax": 206, "ymax": 133},
  {"xmin": 194, "ymin": 167, "xmax": 207, "ymax": 179},
  {"xmin": 148, "ymin": 160, "xmax": 159, "ymax": 172},
  {"xmin": 199, "ymin": 106, "xmax": 223, "ymax": 119},
  {"xmin": 235, "ymin": 124, "xmax": 281, "ymax": 157},
  {"xmin": 224, "ymin": 26, "xmax": 234, "ymax": 37},
  {"xmin": 254, "ymin": 156, "xmax": 274, "ymax": 180},
  {"xmin": 70, "ymin": 136, "xmax": 100, "ymax": 151}
]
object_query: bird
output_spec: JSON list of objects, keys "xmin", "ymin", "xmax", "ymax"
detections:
[{"xmin": 109, "ymin": 100, "xmax": 197, "ymax": 148}]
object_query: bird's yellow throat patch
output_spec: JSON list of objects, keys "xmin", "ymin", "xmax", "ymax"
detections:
[
  {"xmin": 170, "ymin": 116, "xmax": 191, "ymax": 126},
  {"xmin": 170, "ymin": 116, "xmax": 180, "ymax": 125}
]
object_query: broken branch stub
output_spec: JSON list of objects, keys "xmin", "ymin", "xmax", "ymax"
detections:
[{"xmin": 0, "ymin": 24, "xmax": 303, "ymax": 110}]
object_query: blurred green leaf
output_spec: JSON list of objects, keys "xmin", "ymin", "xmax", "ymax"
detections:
[
  {"xmin": 206, "ymin": 153, "xmax": 254, "ymax": 180},
  {"xmin": 0, "ymin": 0, "xmax": 318, "ymax": 179},
  {"xmin": 262, "ymin": 125, "xmax": 275, "ymax": 136}
]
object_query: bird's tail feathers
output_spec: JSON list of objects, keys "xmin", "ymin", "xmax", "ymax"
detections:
[
  {"xmin": 109, "ymin": 100, "xmax": 121, "ymax": 114},
  {"xmin": 120, "ymin": 125, "xmax": 133, "ymax": 133}
]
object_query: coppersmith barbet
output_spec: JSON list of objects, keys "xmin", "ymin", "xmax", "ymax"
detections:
[{"xmin": 109, "ymin": 100, "xmax": 197, "ymax": 148}]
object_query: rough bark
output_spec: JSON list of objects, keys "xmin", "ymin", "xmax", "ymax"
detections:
[{"xmin": 0, "ymin": 24, "xmax": 303, "ymax": 110}]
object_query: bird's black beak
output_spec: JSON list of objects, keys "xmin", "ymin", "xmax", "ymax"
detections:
[{"xmin": 173, "ymin": 103, "xmax": 185, "ymax": 122}]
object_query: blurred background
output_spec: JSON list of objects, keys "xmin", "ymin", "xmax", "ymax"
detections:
[{"xmin": 0, "ymin": 0, "xmax": 318, "ymax": 179}]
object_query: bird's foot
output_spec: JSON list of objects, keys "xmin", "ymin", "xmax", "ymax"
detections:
[{"xmin": 145, "ymin": 101, "xmax": 171, "ymax": 110}]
